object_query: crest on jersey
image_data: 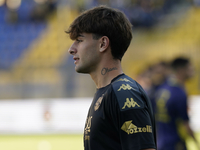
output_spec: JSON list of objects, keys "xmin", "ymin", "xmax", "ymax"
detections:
[{"xmin": 94, "ymin": 94, "xmax": 104, "ymax": 111}]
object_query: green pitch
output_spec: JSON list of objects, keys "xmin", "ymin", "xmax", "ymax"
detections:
[
  {"xmin": 0, "ymin": 134, "xmax": 83, "ymax": 150},
  {"xmin": 0, "ymin": 133, "xmax": 199, "ymax": 150}
]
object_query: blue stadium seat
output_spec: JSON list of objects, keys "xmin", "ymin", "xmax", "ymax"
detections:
[{"xmin": 0, "ymin": 1, "xmax": 47, "ymax": 69}]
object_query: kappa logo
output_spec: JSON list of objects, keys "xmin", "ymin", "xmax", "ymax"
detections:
[
  {"xmin": 121, "ymin": 120, "xmax": 152, "ymax": 134},
  {"xmin": 94, "ymin": 94, "xmax": 104, "ymax": 111},
  {"xmin": 118, "ymin": 84, "xmax": 136, "ymax": 91},
  {"xmin": 122, "ymin": 98, "xmax": 140, "ymax": 109},
  {"xmin": 117, "ymin": 78, "xmax": 133, "ymax": 83}
]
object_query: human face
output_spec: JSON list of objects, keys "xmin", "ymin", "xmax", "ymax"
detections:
[
  {"xmin": 68, "ymin": 33, "xmax": 101, "ymax": 73},
  {"xmin": 184, "ymin": 63, "xmax": 195, "ymax": 80}
]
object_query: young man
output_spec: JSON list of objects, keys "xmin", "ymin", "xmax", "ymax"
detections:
[
  {"xmin": 66, "ymin": 5, "xmax": 157, "ymax": 150},
  {"xmin": 154, "ymin": 57, "xmax": 200, "ymax": 150}
]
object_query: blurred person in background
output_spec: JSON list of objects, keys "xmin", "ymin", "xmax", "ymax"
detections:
[
  {"xmin": 136, "ymin": 61, "xmax": 170, "ymax": 112},
  {"xmin": 148, "ymin": 61, "xmax": 170, "ymax": 112},
  {"xmin": 154, "ymin": 57, "xmax": 200, "ymax": 150},
  {"xmin": 30, "ymin": 0, "xmax": 58, "ymax": 21},
  {"xmin": 136, "ymin": 66, "xmax": 153, "ymax": 94},
  {"xmin": 66, "ymin": 5, "xmax": 157, "ymax": 150}
]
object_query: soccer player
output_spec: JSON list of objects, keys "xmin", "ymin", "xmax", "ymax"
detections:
[
  {"xmin": 154, "ymin": 57, "xmax": 200, "ymax": 150},
  {"xmin": 66, "ymin": 5, "xmax": 157, "ymax": 150}
]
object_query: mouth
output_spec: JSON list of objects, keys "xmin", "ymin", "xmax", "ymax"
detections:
[{"xmin": 73, "ymin": 57, "xmax": 79, "ymax": 64}]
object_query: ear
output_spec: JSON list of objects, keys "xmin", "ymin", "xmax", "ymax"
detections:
[{"xmin": 99, "ymin": 36, "xmax": 109, "ymax": 52}]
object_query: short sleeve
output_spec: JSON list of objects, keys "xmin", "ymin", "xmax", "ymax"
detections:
[
  {"xmin": 109, "ymin": 81, "xmax": 156, "ymax": 150},
  {"xmin": 119, "ymin": 108, "xmax": 156, "ymax": 149}
]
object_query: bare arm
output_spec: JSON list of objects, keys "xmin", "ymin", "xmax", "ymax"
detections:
[{"xmin": 141, "ymin": 149, "xmax": 155, "ymax": 150}]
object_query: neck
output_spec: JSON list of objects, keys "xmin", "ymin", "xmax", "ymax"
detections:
[
  {"xmin": 173, "ymin": 73, "xmax": 186, "ymax": 86},
  {"xmin": 90, "ymin": 60, "xmax": 123, "ymax": 89}
]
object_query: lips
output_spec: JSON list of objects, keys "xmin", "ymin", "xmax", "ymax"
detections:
[{"xmin": 73, "ymin": 57, "xmax": 79, "ymax": 64}]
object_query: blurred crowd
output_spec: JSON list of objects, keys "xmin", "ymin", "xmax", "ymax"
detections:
[
  {"xmin": 0, "ymin": 0, "xmax": 58, "ymax": 23},
  {"xmin": 0, "ymin": 0, "xmax": 195, "ymax": 28},
  {"xmin": 87, "ymin": 0, "xmax": 191, "ymax": 28}
]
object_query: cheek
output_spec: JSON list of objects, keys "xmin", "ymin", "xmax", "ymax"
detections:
[
  {"xmin": 84, "ymin": 44, "xmax": 99, "ymax": 58},
  {"xmin": 79, "ymin": 40, "xmax": 100, "ymax": 61},
  {"xmin": 86, "ymin": 50, "xmax": 100, "ymax": 68},
  {"xmin": 188, "ymin": 69, "xmax": 195, "ymax": 77}
]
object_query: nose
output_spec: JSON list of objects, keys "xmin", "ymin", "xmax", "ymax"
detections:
[{"xmin": 68, "ymin": 42, "xmax": 77, "ymax": 55}]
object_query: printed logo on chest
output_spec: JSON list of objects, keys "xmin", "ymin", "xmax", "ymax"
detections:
[{"xmin": 94, "ymin": 94, "xmax": 104, "ymax": 111}]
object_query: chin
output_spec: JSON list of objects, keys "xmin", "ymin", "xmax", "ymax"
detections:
[
  {"xmin": 75, "ymin": 67, "xmax": 89, "ymax": 74},
  {"xmin": 76, "ymin": 70, "xmax": 89, "ymax": 74}
]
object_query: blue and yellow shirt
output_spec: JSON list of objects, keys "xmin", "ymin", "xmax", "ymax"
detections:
[{"xmin": 155, "ymin": 77, "xmax": 189, "ymax": 150}]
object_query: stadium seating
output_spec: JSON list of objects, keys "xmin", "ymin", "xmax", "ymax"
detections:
[
  {"xmin": 0, "ymin": 3, "xmax": 78, "ymax": 98},
  {"xmin": 0, "ymin": 1, "xmax": 199, "ymax": 99},
  {"xmin": 123, "ymin": 6, "xmax": 200, "ymax": 95}
]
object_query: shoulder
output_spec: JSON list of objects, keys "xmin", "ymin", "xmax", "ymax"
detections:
[
  {"xmin": 156, "ymin": 82, "xmax": 187, "ymax": 101},
  {"xmin": 165, "ymin": 77, "xmax": 187, "ymax": 95},
  {"xmin": 110, "ymin": 75, "xmax": 146, "ymax": 111},
  {"xmin": 111, "ymin": 75, "xmax": 139, "ymax": 93}
]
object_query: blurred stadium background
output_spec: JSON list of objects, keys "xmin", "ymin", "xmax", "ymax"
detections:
[{"xmin": 0, "ymin": 0, "xmax": 200, "ymax": 149}]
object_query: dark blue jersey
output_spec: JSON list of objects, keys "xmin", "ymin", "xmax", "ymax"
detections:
[
  {"xmin": 155, "ymin": 77, "xmax": 189, "ymax": 150},
  {"xmin": 84, "ymin": 74, "xmax": 157, "ymax": 150}
]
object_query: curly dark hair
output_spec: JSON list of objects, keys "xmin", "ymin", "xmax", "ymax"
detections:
[{"xmin": 66, "ymin": 5, "xmax": 133, "ymax": 61}]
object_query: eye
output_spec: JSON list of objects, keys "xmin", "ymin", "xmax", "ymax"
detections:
[{"xmin": 76, "ymin": 39, "xmax": 83, "ymax": 43}]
